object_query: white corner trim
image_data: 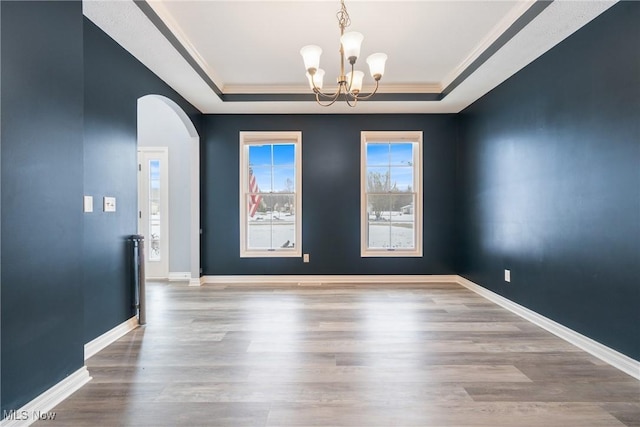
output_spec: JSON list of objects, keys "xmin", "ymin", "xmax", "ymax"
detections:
[
  {"xmin": 202, "ymin": 275, "xmax": 459, "ymax": 285},
  {"xmin": 456, "ymin": 275, "xmax": 640, "ymax": 380},
  {"xmin": 0, "ymin": 367, "xmax": 91, "ymax": 427},
  {"xmin": 168, "ymin": 272, "xmax": 191, "ymax": 282},
  {"xmin": 84, "ymin": 316, "xmax": 139, "ymax": 361},
  {"xmin": 189, "ymin": 277, "xmax": 202, "ymax": 287}
]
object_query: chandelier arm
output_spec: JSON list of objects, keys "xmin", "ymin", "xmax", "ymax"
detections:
[
  {"xmin": 314, "ymin": 88, "xmax": 342, "ymax": 99},
  {"xmin": 349, "ymin": 79, "xmax": 380, "ymax": 101},
  {"xmin": 314, "ymin": 89, "xmax": 343, "ymax": 107},
  {"xmin": 309, "ymin": 73, "xmax": 344, "ymax": 99},
  {"xmin": 344, "ymin": 92, "xmax": 358, "ymax": 108}
]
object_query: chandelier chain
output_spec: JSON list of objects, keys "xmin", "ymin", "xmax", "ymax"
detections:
[{"xmin": 336, "ymin": 0, "xmax": 351, "ymax": 32}]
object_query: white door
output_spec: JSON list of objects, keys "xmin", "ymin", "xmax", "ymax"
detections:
[{"xmin": 138, "ymin": 148, "xmax": 169, "ymax": 279}]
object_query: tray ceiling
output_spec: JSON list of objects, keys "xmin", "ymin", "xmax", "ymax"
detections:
[{"xmin": 83, "ymin": 0, "xmax": 617, "ymax": 114}]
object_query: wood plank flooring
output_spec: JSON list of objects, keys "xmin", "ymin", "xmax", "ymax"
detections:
[{"xmin": 37, "ymin": 281, "xmax": 640, "ymax": 426}]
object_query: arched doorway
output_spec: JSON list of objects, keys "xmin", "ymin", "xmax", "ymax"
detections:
[{"xmin": 137, "ymin": 95, "xmax": 200, "ymax": 285}]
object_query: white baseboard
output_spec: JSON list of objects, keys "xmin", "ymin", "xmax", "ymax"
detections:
[
  {"xmin": 84, "ymin": 316, "xmax": 139, "ymax": 360},
  {"xmin": 189, "ymin": 277, "xmax": 202, "ymax": 287},
  {"xmin": 0, "ymin": 367, "xmax": 91, "ymax": 427},
  {"xmin": 168, "ymin": 272, "xmax": 191, "ymax": 282},
  {"xmin": 202, "ymin": 274, "xmax": 459, "ymax": 285},
  {"xmin": 456, "ymin": 275, "xmax": 640, "ymax": 380}
]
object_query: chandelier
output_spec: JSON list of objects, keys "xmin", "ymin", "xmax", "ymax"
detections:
[{"xmin": 300, "ymin": 0, "xmax": 387, "ymax": 107}]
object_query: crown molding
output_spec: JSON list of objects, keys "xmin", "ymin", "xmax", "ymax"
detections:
[
  {"xmin": 441, "ymin": 0, "xmax": 553, "ymax": 97},
  {"xmin": 223, "ymin": 83, "xmax": 442, "ymax": 95},
  {"xmin": 441, "ymin": 0, "xmax": 537, "ymax": 91},
  {"xmin": 133, "ymin": 0, "xmax": 223, "ymax": 96},
  {"xmin": 145, "ymin": 0, "xmax": 225, "ymax": 90}
]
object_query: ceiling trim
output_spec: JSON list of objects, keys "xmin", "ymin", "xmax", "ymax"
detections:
[
  {"xmin": 133, "ymin": 0, "xmax": 553, "ymax": 103},
  {"xmin": 221, "ymin": 92, "xmax": 444, "ymax": 103},
  {"xmin": 222, "ymin": 83, "xmax": 443, "ymax": 95},
  {"xmin": 133, "ymin": 0, "xmax": 223, "ymax": 97},
  {"xmin": 442, "ymin": 0, "xmax": 553, "ymax": 97}
]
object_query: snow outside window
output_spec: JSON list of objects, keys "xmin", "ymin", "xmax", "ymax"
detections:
[
  {"xmin": 361, "ymin": 131, "xmax": 422, "ymax": 257},
  {"xmin": 240, "ymin": 132, "xmax": 302, "ymax": 257}
]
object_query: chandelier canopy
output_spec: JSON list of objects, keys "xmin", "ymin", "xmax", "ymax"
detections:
[{"xmin": 300, "ymin": 0, "xmax": 387, "ymax": 107}]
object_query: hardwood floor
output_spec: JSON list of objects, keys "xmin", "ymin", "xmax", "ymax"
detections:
[{"xmin": 37, "ymin": 281, "xmax": 640, "ymax": 426}]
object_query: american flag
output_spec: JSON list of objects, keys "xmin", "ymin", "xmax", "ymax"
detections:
[{"xmin": 248, "ymin": 167, "xmax": 262, "ymax": 218}]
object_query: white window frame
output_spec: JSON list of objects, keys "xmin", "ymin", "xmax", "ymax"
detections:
[
  {"xmin": 361, "ymin": 131, "xmax": 423, "ymax": 257},
  {"xmin": 239, "ymin": 131, "xmax": 302, "ymax": 258}
]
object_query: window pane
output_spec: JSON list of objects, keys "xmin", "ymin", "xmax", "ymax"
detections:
[
  {"xmin": 368, "ymin": 221, "xmax": 391, "ymax": 249},
  {"xmin": 247, "ymin": 221, "xmax": 271, "ymax": 250},
  {"xmin": 390, "ymin": 221, "xmax": 414, "ymax": 248},
  {"xmin": 366, "ymin": 194, "xmax": 391, "ymax": 222},
  {"xmin": 390, "ymin": 166, "xmax": 413, "ymax": 192},
  {"xmin": 390, "ymin": 143, "xmax": 413, "ymax": 166},
  {"xmin": 248, "ymin": 145, "xmax": 272, "ymax": 166},
  {"xmin": 273, "ymin": 144, "xmax": 295, "ymax": 166},
  {"xmin": 249, "ymin": 165, "xmax": 272, "ymax": 193},
  {"xmin": 366, "ymin": 143, "xmax": 389, "ymax": 166},
  {"xmin": 268, "ymin": 193, "xmax": 295, "ymax": 250},
  {"xmin": 368, "ymin": 193, "xmax": 392, "ymax": 249},
  {"xmin": 273, "ymin": 167, "xmax": 295, "ymax": 192},
  {"xmin": 247, "ymin": 193, "xmax": 271, "ymax": 249},
  {"xmin": 366, "ymin": 167, "xmax": 392, "ymax": 193},
  {"xmin": 366, "ymin": 192, "xmax": 415, "ymax": 250},
  {"xmin": 247, "ymin": 194, "xmax": 296, "ymax": 250},
  {"xmin": 368, "ymin": 193, "xmax": 391, "ymax": 250},
  {"xmin": 261, "ymin": 194, "xmax": 279, "ymax": 217},
  {"xmin": 390, "ymin": 194, "xmax": 415, "ymax": 249},
  {"xmin": 149, "ymin": 159, "xmax": 161, "ymax": 261},
  {"xmin": 272, "ymin": 221, "xmax": 295, "ymax": 249}
]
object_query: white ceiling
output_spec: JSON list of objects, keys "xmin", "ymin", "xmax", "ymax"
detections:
[{"xmin": 83, "ymin": 0, "xmax": 617, "ymax": 114}]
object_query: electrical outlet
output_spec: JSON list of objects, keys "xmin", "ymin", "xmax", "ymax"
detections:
[
  {"xmin": 303, "ymin": 254, "xmax": 310, "ymax": 263},
  {"xmin": 505, "ymin": 269, "xmax": 511, "ymax": 283},
  {"xmin": 103, "ymin": 196, "xmax": 116, "ymax": 212}
]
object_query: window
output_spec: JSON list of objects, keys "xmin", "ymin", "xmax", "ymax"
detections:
[
  {"xmin": 361, "ymin": 131, "xmax": 422, "ymax": 257},
  {"xmin": 240, "ymin": 132, "xmax": 302, "ymax": 257}
]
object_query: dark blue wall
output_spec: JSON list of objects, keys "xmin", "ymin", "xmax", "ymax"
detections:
[
  {"xmin": 202, "ymin": 114, "xmax": 458, "ymax": 275},
  {"xmin": 457, "ymin": 1, "xmax": 640, "ymax": 360},
  {"xmin": 1, "ymin": 1, "xmax": 84, "ymax": 412},
  {"xmin": 0, "ymin": 6, "xmax": 202, "ymax": 413},
  {"xmin": 83, "ymin": 18, "xmax": 201, "ymax": 343},
  {"xmin": 1, "ymin": 0, "xmax": 638, "ymax": 417}
]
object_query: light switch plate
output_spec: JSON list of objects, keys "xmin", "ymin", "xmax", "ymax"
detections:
[
  {"xmin": 83, "ymin": 196, "xmax": 93, "ymax": 213},
  {"xmin": 103, "ymin": 196, "xmax": 116, "ymax": 212}
]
